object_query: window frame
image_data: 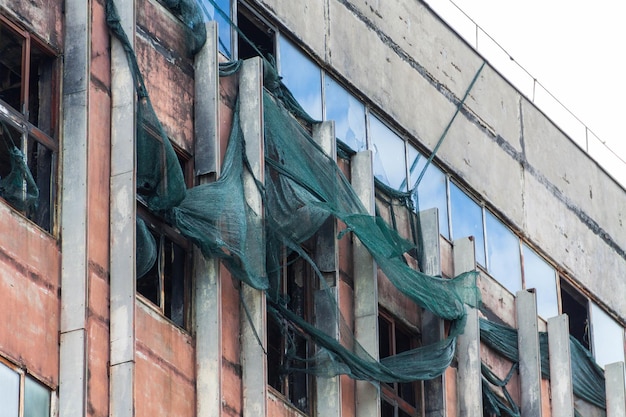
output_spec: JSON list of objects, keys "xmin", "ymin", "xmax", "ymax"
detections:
[
  {"xmin": 379, "ymin": 309, "xmax": 423, "ymax": 417},
  {"xmin": 0, "ymin": 355, "xmax": 52, "ymax": 417},
  {"xmin": 0, "ymin": 13, "xmax": 59, "ymax": 233}
]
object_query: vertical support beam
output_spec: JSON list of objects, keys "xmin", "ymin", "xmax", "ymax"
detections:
[
  {"xmin": 516, "ymin": 290, "xmax": 543, "ymax": 417},
  {"xmin": 420, "ymin": 208, "xmax": 446, "ymax": 417},
  {"xmin": 239, "ymin": 57, "xmax": 267, "ymax": 417},
  {"xmin": 454, "ymin": 237, "xmax": 482, "ymax": 417},
  {"xmin": 194, "ymin": 21, "xmax": 221, "ymax": 417},
  {"xmin": 109, "ymin": 0, "xmax": 136, "ymax": 416},
  {"xmin": 60, "ymin": 0, "xmax": 89, "ymax": 416},
  {"xmin": 312, "ymin": 121, "xmax": 341, "ymax": 417},
  {"xmin": 547, "ymin": 315, "xmax": 574, "ymax": 417},
  {"xmin": 606, "ymin": 362, "xmax": 626, "ymax": 417},
  {"xmin": 351, "ymin": 150, "xmax": 380, "ymax": 417}
]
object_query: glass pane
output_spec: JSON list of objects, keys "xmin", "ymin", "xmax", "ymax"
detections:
[
  {"xmin": 27, "ymin": 136, "xmax": 53, "ymax": 232},
  {"xmin": 279, "ymin": 38, "xmax": 322, "ymax": 120},
  {"xmin": 522, "ymin": 244, "xmax": 558, "ymax": 319},
  {"xmin": 370, "ymin": 115, "xmax": 406, "ymax": 191},
  {"xmin": 0, "ymin": 362, "xmax": 19, "ymax": 417},
  {"xmin": 409, "ymin": 147, "xmax": 449, "ymax": 238},
  {"xmin": 449, "ymin": 183, "xmax": 485, "ymax": 266},
  {"xmin": 0, "ymin": 23, "xmax": 23, "ymax": 112},
  {"xmin": 324, "ymin": 75, "xmax": 366, "ymax": 152},
  {"xmin": 485, "ymin": 211, "xmax": 521, "ymax": 293},
  {"xmin": 199, "ymin": 0, "xmax": 232, "ymax": 57},
  {"xmin": 24, "ymin": 376, "xmax": 50, "ymax": 417},
  {"xmin": 590, "ymin": 303, "xmax": 625, "ymax": 368}
]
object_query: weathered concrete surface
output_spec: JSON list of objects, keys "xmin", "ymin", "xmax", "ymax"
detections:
[{"xmin": 3, "ymin": 0, "xmax": 63, "ymax": 47}]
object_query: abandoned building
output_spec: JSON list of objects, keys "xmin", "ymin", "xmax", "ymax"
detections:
[{"xmin": 0, "ymin": 0, "xmax": 625, "ymax": 416}]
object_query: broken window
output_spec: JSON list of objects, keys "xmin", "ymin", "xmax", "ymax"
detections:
[
  {"xmin": 0, "ymin": 358, "xmax": 51, "ymax": 417},
  {"xmin": 136, "ymin": 140, "xmax": 193, "ymax": 329},
  {"xmin": 0, "ymin": 15, "xmax": 58, "ymax": 232},
  {"xmin": 560, "ymin": 279, "xmax": 590, "ymax": 350},
  {"xmin": 236, "ymin": 2, "xmax": 275, "ymax": 61},
  {"xmin": 379, "ymin": 310, "xmax": 423, "ymax": 417},
  {"xmin": 267, "ymin": 252, "xmax": 315, "ymax": 414}
]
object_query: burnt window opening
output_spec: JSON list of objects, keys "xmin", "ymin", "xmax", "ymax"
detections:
[
  {"xmin": 0, "ymin": 15, "xmax": 58, "ymax": 233},
  {"xmin": 236, "ymin": 4, "xmax": 275, "ymax": 61},
  {"xmin": 379, "ymin": 310, "xmax": 423, "ymax": 417},
  {"xmin": 136, "ymin": 140, "xmax": 193, "ymax": 329},
  {"xmin": 267, "ymin": 252, "xmax": 315, "ymax": 415},
  {"xmin": 560, "ymin": 279, "xmax": 590, "ymax": 350}
]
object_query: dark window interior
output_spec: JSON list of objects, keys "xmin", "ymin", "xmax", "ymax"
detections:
[
  {"xmin": 237, "ymin": 5, "xmax": 275, "ymax": 61},
  {"xmin": 560, "ymin": 279, "xmax": 590, "ymax": 349},
  {"xmin": 379, "ymin": 311, "xmax": 422, "ymax": 417},
  {"xmin": 267, "ymin": 252, "xmax": 314, "ymax": 414}
]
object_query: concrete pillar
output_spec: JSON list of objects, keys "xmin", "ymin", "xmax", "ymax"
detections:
[
  {"xmin": 109, "ymin": 0, "xmax": 136, "ymax": 416},
  {"xmin": 547, "ymin": 315, "xmax": 574, "ymax": 417},
  {"xmin": 59, "ymin": 0, "xmax": 89, "ymax": 416},
  {"xmin": 239, "ymin": 57, "xmax": 267, "ymax": 417},
  {"xmin": 420, "ymin": 208, "xmax": 446, "ymax": 417},
  {"xmin": 351, "ymin": 150, "xmax": 380, "ymax": 417},
  {"xmin": 194, "ymin": 21, "xmax": 221, "ymax": 417},
  {"xmin": 454, "ymin": 237, "xmax": 482, "ymax": 417},
  {"xmin": 312, "ymin": 121, "xmax": 342, "ymax": 417},
  {"xmin": 516, "ymin": 290, "xmax": 543, "ymax": 417},
  {"xmin": 606, "ymin": 362, "xmax": 626, "ymax": 417}
]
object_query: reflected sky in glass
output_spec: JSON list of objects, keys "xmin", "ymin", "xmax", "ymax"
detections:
[
  {"xmin": 485, "ymin": 211, "xmax": 521, "ymax": 293},
  {"xmin": 24, "ymin": 376, "xmax": 50, "ymax": 417},
  {"xmin": 370, "ymin": 115, "xmax": 407, "ymax": 190},
  {"xmin": 450, "ymin": 183, "xmax": 485, "ymax": 266},
  {"xmin": 279, "ymin": 38, "xmax": 323, "ymax": 120},
  {"xmin": 523, "ymin": 244, "xmax": 558, "ymax": 319},
  {"xmin": 198, "ymin": 0, "xmax": 232, "ymax": 57},
  {"xmin": 590, "ymin": 302, "xmax": 625, "ymax": 368},
  {"xmin": 324, "ymin": 75, "xmax": 366, "ymax": 152},
  {"xmin": 409, "ymin": 148, "xmax": 449, "ymax": 238},
  {"xmin": 0, "ymin": 362, "xmax": 19, "ymax": 417}
]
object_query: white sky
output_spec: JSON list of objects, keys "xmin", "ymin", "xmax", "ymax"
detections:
[{"xmin": 426, "ymin": 0, "xmax": 626, "ymax": 185}]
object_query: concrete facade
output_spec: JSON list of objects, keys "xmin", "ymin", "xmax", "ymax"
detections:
[{"xmin": 0, "ymin": 1, "xmax": 624, "ymax": 417}]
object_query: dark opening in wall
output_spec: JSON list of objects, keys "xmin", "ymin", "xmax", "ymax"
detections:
[
  {"xmin": 560, "ymin": 279, "xmax": 590, "ymax": 350},
  {"xmin": 236, "ymin": 4, "xmax": 275, "ymax": 61}
]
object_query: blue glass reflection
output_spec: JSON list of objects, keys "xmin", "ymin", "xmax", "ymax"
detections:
[
  {"xmin": 522, "ymin": 244, "xmax": 558, "ymax": 319},
  {"xmin": 370, "ymin": 116, "xmax": 407, "ymax": 191},
  {"xmin": 449, "ymin": 183, "xmax": 485, "ymax": 266},
  {"xmin": 485, "ymin": 211, "xmax": 521, "ymax": 293},
  {"xmin": 324, "ymin": 75, "xmax": 366, "ymax": 152},
  {"xmin": 0, "ymin": 362, "xmax": 19, "ymax": 417},
  {"xmin": 409, "ymin": 147, "xmax": 449, "ymax": 238},
  {"xmin": 590, "ymin": 303, "xmax": 625, "ymax": 368},
  {"xmin": 24, "ymin": 376, "xmax": 50, "ymax": 417},
  {"xmin": 279, "ymin": 38, "xmax": 323, "ymax": 120},
  {"xmin": 198, "ymin": 0, "xmax": 232, "ymax": 57}
]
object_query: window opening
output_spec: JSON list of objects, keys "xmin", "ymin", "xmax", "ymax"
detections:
[
  {"xmin": 267, "ymin": 251, "xmax": 315, "ymax": 415},
  {"xmin": 449, "ymin": 183, "xmax": 485, "ymax": 266},
  {"xmin": 589, "ymin": 302, "xmax": 625, "ymax": 368},
  {"xmin": 560, "ymin": 279, "xmax": 590, "ymax": 349},
  {"xmin": 379, "ymin": 311, "xmax": 423, "ymax": 417},
  {"xmin": 521, "ymin": 244, "xmax": 558, "ymax": 320},
  {"xmin": 484, "ymin": 211, "xmax": 521, "ymax": 294},
  {"xmin": 0, "ymin": 16, "xmax": 57, "ymax": 232},
  {"xmin": 236, "ymin": 4, "xmax": 275, "ymax": 60}
]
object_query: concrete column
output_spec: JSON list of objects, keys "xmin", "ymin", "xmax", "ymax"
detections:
[
  {"xmin": 59, "ymin": 0, "xmax": 89, "ymax": 416},
  {"xmin": 606, "ymin": 362, "xmax": 626, "ymax": 417},
  {"xmin": 239, "ymin": 57, "xmax": 267, "ymax": 417},
  {"xmin": 194, "ymin": 21, "xmax": 221, "ymax": 417},
  {"xmin": 516, "ymin": 290, "xmax": 543, "ymax": 417},
  {"xmin": 312, "ymin": 121, "xmax": 341, "ymax": 417},
  {"xmin": 109, "ymin": 0, "xmax": 136, "ymax": 416},
  {"xmin": 351, "ymin": 150, "xmax": 380, "ymax": 417},
  {"xmin": 419, "ymin": 208, "xmax": 447, "ymax": 417},
  {"xmin": 454, "ymin": 237, "xmax": 482, "ymax": 417},
  {"xmin": 547, "ymin": 315, "xmax": 574, "ymax": 417}
]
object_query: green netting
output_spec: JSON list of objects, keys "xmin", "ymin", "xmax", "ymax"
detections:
[
  {"xmin": 0, "ymin": 123, "xmax": 39, "ymax": 212},
  {"xmin": 159, "ymin": 0, "xmax": 207, "ymax": 55},
  {"xmin": 107, "ymin": 0, "xmax": 483, "ymax": 384},
  {"xmin": 480, "ymin": 318, "xmax": 606, "ymax": 410}
]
